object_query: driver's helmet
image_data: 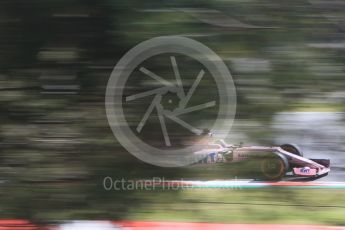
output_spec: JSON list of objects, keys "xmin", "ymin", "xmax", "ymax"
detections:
[
  {"xmin": 201, "ymin": 128, "xmax": 213, "ymax": 137},
  {"xmin": 200, "ymin": 129, "xmax": 215, "ymax": 144}
]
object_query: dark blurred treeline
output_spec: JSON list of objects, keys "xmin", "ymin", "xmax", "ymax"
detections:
[{"xmin": 0, "ymin": 0, "xmax": 344, "ymax": 221}]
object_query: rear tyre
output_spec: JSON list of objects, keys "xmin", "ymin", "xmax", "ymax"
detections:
[
  {"xmin": 280, "ymin": 143, "xmax": 303, "ymax": 157},
  {"xmin": 260, "ymin": 154, "xmax": 289, "ymax": 181}
]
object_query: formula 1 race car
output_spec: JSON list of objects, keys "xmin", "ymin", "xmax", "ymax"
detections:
[{"xmin": 194, "ymin": 140, "xmax": 330, "ymax": 181}]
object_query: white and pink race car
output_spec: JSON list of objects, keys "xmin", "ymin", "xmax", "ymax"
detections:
[{"xmin": 194, "ymin": 141, "xmax": 330, "ymax": 180}]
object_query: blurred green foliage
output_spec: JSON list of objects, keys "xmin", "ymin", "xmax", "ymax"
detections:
[{"xmin": 0, "ymin": 0, "xmax": 344, "ymax": 224}]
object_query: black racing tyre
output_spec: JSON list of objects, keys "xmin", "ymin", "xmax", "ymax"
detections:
[
  {"xmin": 280, "ymin": 143, "xmax": 303, "ymax": 157},
  {"xmin": 260, "ymin": 153, "xmax": 289, "ymax": 181}
]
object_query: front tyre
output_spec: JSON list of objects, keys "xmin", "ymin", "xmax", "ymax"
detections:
[
  {"xmin": 260, "ymin": 154, "xmax": 289, "ymax": 181},
  {"xmin": 280, "ymin": 143, "xmax": 303, "ymax": 157}
]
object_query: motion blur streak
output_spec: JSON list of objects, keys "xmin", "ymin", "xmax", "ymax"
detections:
[
  {"xmin": 0, "ymin": 220, "xmax": 342, "ymax": 230},
  {"xmin": 0, "ymin": 0, "xmax": 344, "ymax": 227}
]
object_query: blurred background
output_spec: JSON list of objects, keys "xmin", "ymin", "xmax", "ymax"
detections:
[{"xmin": 0, "ymin": 0, "xmax": 344, "ymax": 226}]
